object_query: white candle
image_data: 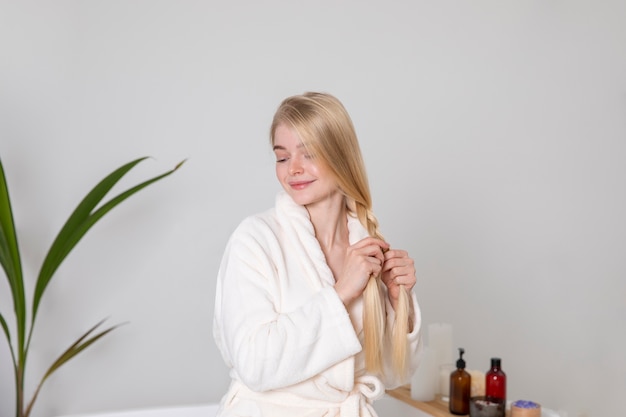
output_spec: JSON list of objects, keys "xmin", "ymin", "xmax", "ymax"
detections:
[
  {"xmin": 439, "ymin": 363, "xmax": 456, "ymax": 398},
  {"xmin": 428, "ymin": 322, "xmax": 453, "ymax": 395},
  {"xmin": 428, "ymin": 323, "xmax": 453, "ymax": 367},
  {"xmin": 411, "ymin": 346, "xmax": 438, "ymax": 401}
]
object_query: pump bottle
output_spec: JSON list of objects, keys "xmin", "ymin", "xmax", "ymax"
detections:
[{"xmin": 449, "ymin": 348, "xmax": 471, "ymax": 415}]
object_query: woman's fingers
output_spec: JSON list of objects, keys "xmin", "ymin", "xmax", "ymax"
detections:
[
  {"xmin": 349, "ymin": 237, "xmax": 388, "ymax": 270},
  {"xmin": 335, "ymin": 238, "xmax": 389, "ymax": 306},
  {"xmin": 381, "ymin": 249, "xmax": 416, "ymax": 290},
  {"xmin": 355, "ymin": 237, "xmax": 388, "ymax": 260}
]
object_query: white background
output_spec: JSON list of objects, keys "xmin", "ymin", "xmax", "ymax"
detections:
[{"xmin": 1, "ymin": 1, "xmax": 624, "ymax": 417}]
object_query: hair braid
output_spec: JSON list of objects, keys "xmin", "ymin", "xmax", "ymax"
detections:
[
  {"xmin": 355, "ymin": 202, "xmax": 410, "ymax": 377},
  {"xmin": 353, "ymin": 202, "xmax": 385, "ymax": 374}
]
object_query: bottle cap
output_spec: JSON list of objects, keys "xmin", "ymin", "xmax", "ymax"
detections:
[
  {"xmin": 491, "ymin": 357, "xmax": 501, "ymax": 368},
  {"xmin": 456, "ymin": 348, "xmax": 466, "ymax": 369}
]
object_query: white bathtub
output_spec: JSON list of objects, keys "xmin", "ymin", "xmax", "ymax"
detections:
[
  {"xmin": 55, "ymin": 404, "xmax": 220, "ymax": 417},
  {"xmin": 55, "ymin": 396, "xmax": 432, "ymax": 417}
]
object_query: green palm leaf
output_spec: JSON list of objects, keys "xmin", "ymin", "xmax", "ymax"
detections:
[
  {"xmin": 0, "ymin": 155, "xmax": 183, "ymax": 417},
  {"xmin": 0, "ymin": 312, "xmax": 15, "ymax": 359},
  {"xmin": 0, "ymin": 158, "xmax": 26, "ymax": 358},
  {"xmin": 32, "ymin": 157, "xmax": 185, "ymax": 322},
  {"xmin": 24, "ymin": 319, "xmax": 125, "ymax": 417}
]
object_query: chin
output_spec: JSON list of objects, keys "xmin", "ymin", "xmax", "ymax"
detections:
[
  {"xmin": 289, "ymin": 194, "xmax": 313, "ymax": 206},
  {"xmin": 284, "ymin": 190, "xmax": 315, "ymax": 206}
]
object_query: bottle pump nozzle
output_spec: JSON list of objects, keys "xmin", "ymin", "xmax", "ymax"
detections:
[{"xmin": 456, "ymin": 348, "xmax": 466, "ymax": 369}]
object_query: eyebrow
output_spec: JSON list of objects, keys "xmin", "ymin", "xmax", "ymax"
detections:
[{"xmin": 272, "ymin": 143, "xmax": 307, "ymax": 151}]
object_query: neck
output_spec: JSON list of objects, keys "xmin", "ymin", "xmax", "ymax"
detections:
[{"xmin": 306, "ymin": 192, "xmax": 348, "ymax": 251}]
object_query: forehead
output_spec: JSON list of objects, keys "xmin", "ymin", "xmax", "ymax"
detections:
[{"xmin": 273, "ymin": 124, "xmax": 308, "ymax": 150}]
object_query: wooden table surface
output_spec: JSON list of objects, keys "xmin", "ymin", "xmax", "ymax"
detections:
[
  {"xmin": 386, "ymin": 386, "xmax": 458, "ymax": 417},
  {"xmin": 386, "ymin": 386, "xmax": 512, "ymax": 417}
]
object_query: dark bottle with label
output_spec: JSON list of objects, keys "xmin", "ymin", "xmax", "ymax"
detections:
[
  {"xmin": 449, "ymin": 348, "xmax": 471, "ymax": 415},
  {"xmin": 485, "ymin": 357, "xmax": 507, "ymax": 404}
]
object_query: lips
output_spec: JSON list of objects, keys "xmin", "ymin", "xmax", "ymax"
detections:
[{"xmin": 288, "ymin": 180, "xmax": 315, "ymax": 190}]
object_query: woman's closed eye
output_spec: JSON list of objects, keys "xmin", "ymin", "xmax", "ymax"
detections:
[
  {"xmin": 274, "ymin": 151, "xmax": 289, "ymax": 163},
  {"xmin": 274, "ymin": 149, "xmax": 314, "ymax": 163}
]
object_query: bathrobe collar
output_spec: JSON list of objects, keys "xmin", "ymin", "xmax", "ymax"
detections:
[{"xmin": 274, "ymin": 191, "xmax": 370, "ymax": 289}]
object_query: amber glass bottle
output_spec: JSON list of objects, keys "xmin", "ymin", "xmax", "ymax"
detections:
[{"xmin": 449, "ymin": 348, "xmax": 471, "ymax": 415}]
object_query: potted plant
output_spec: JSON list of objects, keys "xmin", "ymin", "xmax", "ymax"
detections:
[{"xmin": 0, "ymin": 156, "xmax": 184, "ymax": 417}]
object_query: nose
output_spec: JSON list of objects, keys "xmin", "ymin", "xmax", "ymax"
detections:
[{"xmin": 288, "ymin": 157, "xmax": 303, "ymax": 175}]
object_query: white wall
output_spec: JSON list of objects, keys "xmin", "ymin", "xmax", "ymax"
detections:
[{"xmin": 0, "ymin": 1, "xmax": 624, "ymax": 417}]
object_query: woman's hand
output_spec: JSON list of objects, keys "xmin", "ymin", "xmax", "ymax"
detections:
[
  {"xmin": 334, "ymin": 237, "xmax": 389, "ymax": 306},
  {"xmin": 381, "ymin": 249, "xmax": 416, "ymax": 311}
]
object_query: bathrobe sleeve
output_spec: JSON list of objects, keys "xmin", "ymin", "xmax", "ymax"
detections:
[{"xmin": 213, "ymin": 217, "xmax": 363, "ymax": 393}]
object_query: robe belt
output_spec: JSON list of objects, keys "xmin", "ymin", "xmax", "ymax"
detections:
[
  {"xmin": 228, "ymin": 375, "xmax": 385, "ymax": 416},
  {"xmin": 339, "ymin": 375, "xmax": 385, "ymax": 417}
]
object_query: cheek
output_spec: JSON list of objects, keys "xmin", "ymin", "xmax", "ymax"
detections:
[
  {"xmin": 309, "ymin": 162, "xmax": 333, "ymax": 184},
  {"xmin": 306, "ymin": 161, "xmax": 323, "ymax": 177}
]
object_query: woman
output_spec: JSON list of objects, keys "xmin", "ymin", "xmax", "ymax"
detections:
[{"xmin": 213, "ymin": 92, "xmax": 422, "ymax": 416}]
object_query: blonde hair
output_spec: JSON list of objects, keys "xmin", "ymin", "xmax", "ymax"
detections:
[{"xmin": 270, "ymin": 92, "xmax": 410, "ymax": 377}]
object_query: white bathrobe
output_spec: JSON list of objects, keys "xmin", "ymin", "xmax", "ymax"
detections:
[{"xmin": 213, "ymin": 191, "xmax": 422, "ymax": 417}]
